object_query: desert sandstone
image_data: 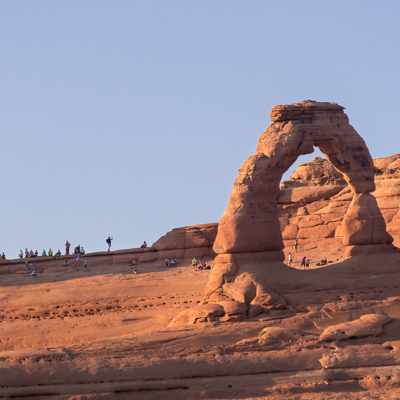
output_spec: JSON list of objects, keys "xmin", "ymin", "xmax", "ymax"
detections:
[{"xmin": 2, "ymin": 101, "xmax": 400, "ymax": 399}]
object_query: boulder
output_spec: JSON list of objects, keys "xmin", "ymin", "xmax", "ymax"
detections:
[
  {"xmin": 218, "ymin": 300, "xmax": 248, "ymax": 315},
  {"xmin": 251, "ymin": 285, "xmax": 287, "ymax": 311},
  {"xmin": 218, "ymin": 313, "xmax": 247, "ymax": 322},
  {"xmin": 318, "ymin": 314, "xmax": 392, "ymax": 343},
  {"xmin": 222, "ymin": 281, "xmax": 256, "ymax": 305},
  {"xmin": 248, "ymin": 304, "xmax": 263, "ymax": 318},
  {"xmin": 168, "ymin": 304, "xmax": 225, "ymax": 327},
  {"xmin": 342, "ymin": 193, "xmax": 393, "ymax": 246},
  {"xmin": 152, "ymin": 224, "xmax": 217, "ymax": 251}
]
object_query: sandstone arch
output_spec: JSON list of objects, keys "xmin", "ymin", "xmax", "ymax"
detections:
[
  {"xmin": 205, "ymin": 101, "xmax": 393, "ymax": 303},
  {"xmin": 169, "ymin": 101, "xmax": 394, "ymax": 326},
  {"xmin": 213, "ymin": 101, "xmax": 392, "ymax": 256}
]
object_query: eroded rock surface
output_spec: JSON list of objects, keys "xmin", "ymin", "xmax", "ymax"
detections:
[{"xmin": 318, "ymin": 314, "xmax": 392, "ymax": 343}]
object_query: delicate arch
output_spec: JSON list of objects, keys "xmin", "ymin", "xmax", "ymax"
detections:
[{"xmin": 213, "ymin": 101, "xmax": 392, "ymax": 256}]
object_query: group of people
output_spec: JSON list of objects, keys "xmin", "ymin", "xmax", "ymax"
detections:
[
  {"xmin": 287, "ymin": 242, "xmax": 329, "ymax": 270},
  {"xmin": 12, "ymin": 235, "xmax": 155, "ymax": 279},
  {"xmin": 15, "ymin": 236, "xmax": 148, "ymax": 278},
  {"xmin": 19, "ymin": 248, "xmax": 63, "ymax": 259},
  {"xmin": 23, "ymin": 261, "xmax": 38, "ymax": 277},
  {"xmin": 11, "ymin": 236, "xmax": 148, "ymax": 263},
  {"xmin": 288, "ymin": 252, "xmax": 311, "ymax": 269},
  {"xmin": 164, "ymin": 257, "xmax": 177, "ymax": 267},
  {"xmin": 65, "ymin": 241, "xmax": 85, "ymax": 256},
  {"xmin": 192, "ymin": 257, "xmax": 210, "ymax": 271}
]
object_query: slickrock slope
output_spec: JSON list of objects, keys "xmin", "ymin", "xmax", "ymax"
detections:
[
  {"xmin": 2, "ymin": 102, "xmax": 400, "ymax": 399},
  {"xmin": 2, "ymin": 254, "xmax": 400, "ymax": 399}
]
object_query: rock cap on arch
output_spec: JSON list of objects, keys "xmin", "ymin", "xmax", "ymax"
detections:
[{"xmin": 270, "ymin": 100, "xmax": 345, "ymax": 122}]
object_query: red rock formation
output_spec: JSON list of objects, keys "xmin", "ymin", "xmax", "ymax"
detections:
[
  {"xmin": 214, "ymin": 101, "xmax": 392, "ymax": 259},
  {"xmin": 280, "ymin": 153, "xmax": 400, "ymax": 253},
  {"xmin": 285, "ymin": 157, "xmax": 345, "ymax": 187},
  {"xmin": 199, "ymin": 101, "xmax": 394, "ymax": 321}
]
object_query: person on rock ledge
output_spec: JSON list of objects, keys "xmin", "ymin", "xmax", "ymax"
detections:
[
  {"xmin": 288, "ymin": 252, "xmax": 293, "ymax": 266},
  {"xmin": 192, "ymin": 257, "xmax": 198, "ymax": 271},
  {"xmin": 65, "ymin": 240, "xmax": 71, "ymax": 255},
  {"xmin": 300, "ymin": 256, "xmax": 306, "ymax": 269},
  {"xmin": 141, "ymin": 241, "xmax": 147, "ymax": 248},
  {"xmin": 106, "ymin": 236, "xmax": 113, "ymax": 251}
]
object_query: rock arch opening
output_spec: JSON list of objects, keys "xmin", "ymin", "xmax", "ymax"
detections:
[{"xmin": 213, "ymin": 101, "xmax": 393, "ymax": 259}]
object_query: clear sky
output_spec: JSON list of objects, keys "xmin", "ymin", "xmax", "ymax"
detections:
[{"xmin": 1, "ymin": 1, "xmax": 399, "ymax": 258}]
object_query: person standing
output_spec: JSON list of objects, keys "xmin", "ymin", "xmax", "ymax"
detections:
[
  {"xmin": 84, "ymin": 259, "xmax": 88, "ymax": 272},
  {"xmin": 192, "ymin": 257, "xmax": 198, "ymax": 271},
  {"xmin": 75, "ymin": 253, "xmax": 80, "ymax": 268},
  {"xmin": 106, "ymin": 236, "xmax": 113, "ymax": 251},
  {"xmin": 293, "ymin": 240, "xmax": 298, "ymax": 253},
  {"xmin": 301, "ymin": 256, "xmax": 306, "ymax": 269},
  {"xmin": 65, "ymin": 240, "xmax": 71, "ymax": 255},
  {"xmin": 288, "ymin": 253, "xmax": 293, "ymax": 266}
]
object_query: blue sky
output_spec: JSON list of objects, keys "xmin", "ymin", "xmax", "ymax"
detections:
[{"xmin": 1, "ymin": 1, "xmax": 399, "ymax": 257}]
